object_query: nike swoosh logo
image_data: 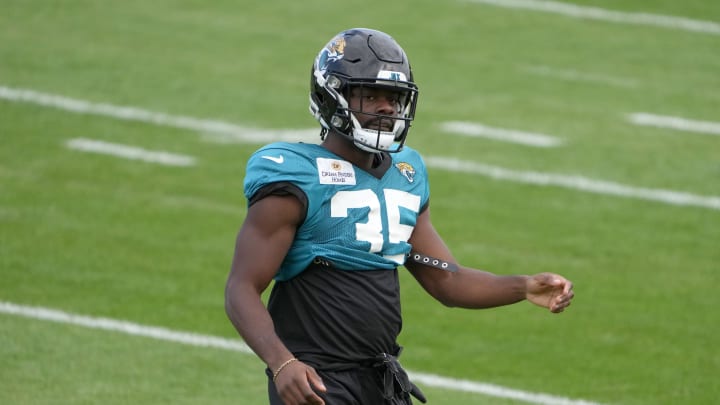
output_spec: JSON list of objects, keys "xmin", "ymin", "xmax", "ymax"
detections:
[{"xmin": 261, "ymin": 155, "xmax": 284, "ymax": 164}]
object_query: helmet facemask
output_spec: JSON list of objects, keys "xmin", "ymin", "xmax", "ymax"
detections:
[
  {"xmin": 329, "ymin": 80, "xmax": 416, "ymax": 152},
  {"xmin": 340, "ymin": 81, "xmax": 417, "ymax": 153}
]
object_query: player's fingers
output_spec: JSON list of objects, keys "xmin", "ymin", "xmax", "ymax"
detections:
[
  {"xmin": 307, "ymin": 368, "xmax": 327, "ymax": 393},
  {"xmin": 551, "ymin": 296, "xmax": 572, "ymax": 313},
  {"xmin": 282, "ymin": 381, "xmax": 324, "ymax": 405},
  {"xmin": 280, "ymin": 384, "xmax": 306, "ymax": 405},
  {"xmin": 287, "ymin": 367, "xmax": 324, "ymax": 405},
  {"xmin": 536, "ymin": 273, "xmax": 569, "ymax": 292},
  {"xmin": 302, "ymin": 391, "xmax": 325, "ymax": 405}
]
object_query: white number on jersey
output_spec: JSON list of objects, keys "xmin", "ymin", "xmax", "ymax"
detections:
[{"xmin": 330, "ymin": 189, "xmax": 421, "ymax": 264}]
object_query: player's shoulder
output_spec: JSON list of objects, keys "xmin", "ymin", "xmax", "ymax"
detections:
[
  {"xmin": 250, "ymin": 142, "xmax": 322, "ymax": 161},
  {"xmin": 246, "ymin": 142, "xmax": 325, "ymax": 172},
  {"xmin": 392, "ymin": 145, "xmax": 427, "ymax": 170},
  {"xmin": 396, "ymin": 145, "xmax": 422, "ymax": 157},
  {"xmin": 244, "ymin": 142, "xmax": 323, "ymax": 198}
]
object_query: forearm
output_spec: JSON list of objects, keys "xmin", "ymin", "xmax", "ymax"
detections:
[
  {"xmin": 224, "ymin": 281, "xmax": 294, "ymax": 371},
  {"xmin": 435, "ymin": 268, "xmax": 529, "ymax": 309}
]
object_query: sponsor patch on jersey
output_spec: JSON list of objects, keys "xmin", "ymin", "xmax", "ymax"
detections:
[
  {"xmin": 395, "ymin": 162, "xmax": 416, "ymax": 183},
  {"xmin": 317, "ymin": 157, "xmax": 356, "ymax": 185}
]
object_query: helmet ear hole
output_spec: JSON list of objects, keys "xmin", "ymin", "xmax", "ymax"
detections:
[{"xmin": 331, "ymin": 116, "xmax": 345, "ymax": 128}]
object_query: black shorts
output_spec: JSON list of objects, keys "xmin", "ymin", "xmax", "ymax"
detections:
[{"xmin": 267, "ymin": 367, "xmax": 413, "ymax": 405}]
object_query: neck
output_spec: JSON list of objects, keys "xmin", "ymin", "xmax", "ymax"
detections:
[{"xmin": 321, "ymin": 132, "xmax": 377, "ymax": 170}]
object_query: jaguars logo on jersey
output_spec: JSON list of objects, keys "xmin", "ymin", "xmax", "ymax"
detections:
[{"xmin": 395, "ymin": 162, "xmax": 416, "ymax": 183}]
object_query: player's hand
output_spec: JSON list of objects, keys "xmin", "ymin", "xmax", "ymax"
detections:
[
  {"xmin": 526, "ymin": 273, "xmax": 574, "ymax": 313},
  {"xmin": 274, "ymin": 360, "xmax": 327, "ymax": 405}
]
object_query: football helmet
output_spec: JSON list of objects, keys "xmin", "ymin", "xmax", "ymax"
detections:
[{"xmin": 309, "ymin": 28, "xmax": 419, "ymax": 153}]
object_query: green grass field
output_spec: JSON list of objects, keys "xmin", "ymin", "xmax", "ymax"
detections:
[{"xmin": 1, "ymin": 1, "xmax": 719, "ymax": 404}]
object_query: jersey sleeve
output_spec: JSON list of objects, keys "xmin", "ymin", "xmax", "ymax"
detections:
[
  {"xmin": 243, "ymin": 142, "xmax": 314, "ymax": 204},
  {"xmin": 400, "ymin": 146, "xmax": 431, "ymax": 211}
]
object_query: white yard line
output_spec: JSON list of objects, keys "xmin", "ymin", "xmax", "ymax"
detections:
[
  {"xmin": 0, "ymin": 86, "xmax": 318, "ymax": 143},
  {"xmin": 628, "ymin": 113, "xmax": 720, "ymax": 136},
  {"xmin": 424, "ymin": 157, "xmax": 720, "ymax": 211},
  {"xmin": 0, "ymin": 301, "xmax": 252, "ymax": 353},
  {"xmin": 3, "ymin": 84, "xmax": 719, "ymax": 211},
  {"xmin": 66, "ymin": 138, "xmax": 196, "ymax": 166},
  {"xmin": 464, "ymin": 0, "xmax": 720, "ymax": 35},
  {"xmin": 409, "ymin": 373, "xmax": 605, "ymax": 405},
  {"xmin": 440, "ymin": 121, "xmax": 563, "ymax": 148},
  {"xmin": 0, "ymin": 301, "xmax": 606, "ymax": 405}
]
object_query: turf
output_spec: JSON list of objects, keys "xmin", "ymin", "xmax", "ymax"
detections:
[{"xmin": 1, "ymin": 1, "xmax": 719, "ymax": 404}]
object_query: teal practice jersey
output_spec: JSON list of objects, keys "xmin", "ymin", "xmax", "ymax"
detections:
[{"xmin": 244, "ymin": 142, "xmax": 430, "ymax": 281}]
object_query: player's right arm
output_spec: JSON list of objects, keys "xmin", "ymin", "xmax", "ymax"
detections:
[{"xmin": 224, "ymin": 193, "xmax": 326, "ymax": 405}]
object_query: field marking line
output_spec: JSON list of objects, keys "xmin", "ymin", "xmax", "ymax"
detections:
[
  {"xmin": 3, "ymin": 84, "xmax": 719, "ymax": 211},
  {"xmin": 463, "ymin": 0, "xmax": 720, "ymax": 35},
  {"xmin": 628, "ymin": 113, "xmax": 720, "ymax": 136},
  {"xmin": 0, "ymin": 301, "xmax": 253, "ymax": 353},
  {"xmin": 424, "ymin": 157, "xmax": 720, "ymax": 211},
  {"xmin": 440, "ymin": 121, "xmax": 563, "ymax": 148},
  {"xmin": 66, "ymin": 138, "xmax": 196, "ymax": 166},
  {"xmin": 0, "ymin": 301, "xmax": 606, "ymax": 405},
  {"xmin": 409, "ymin": 372, "xmax": 606, "ymax": 405},
  {"xmin": 0, "ymin": 85, "xmax": 319, "ymax": 143}
]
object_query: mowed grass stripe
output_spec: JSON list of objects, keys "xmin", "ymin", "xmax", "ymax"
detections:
[
  {"xmin": 2, "ymin": 84, "xmax": 718, "ymax": 211},
  {"xmin": 0, "ymin": 301, "xmax": 606, "ymax": 405},
  {"xmin": 520, "ymin": 65, "xmax": 639, "ymax": 88}
]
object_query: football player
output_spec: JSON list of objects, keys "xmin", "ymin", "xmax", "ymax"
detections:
[{"xmin": 225, "ymin": 28, "xmax": 574, "ymax": 405}]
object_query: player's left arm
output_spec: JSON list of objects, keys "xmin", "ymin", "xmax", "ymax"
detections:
[{"xmin": 404, "ymin": 207, "xmax": 574, "ymax": 313}]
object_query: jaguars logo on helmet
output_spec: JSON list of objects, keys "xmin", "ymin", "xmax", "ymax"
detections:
[{"xmin": 316, "ymin": 36, "xmax": 346, "ymax": 73}]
